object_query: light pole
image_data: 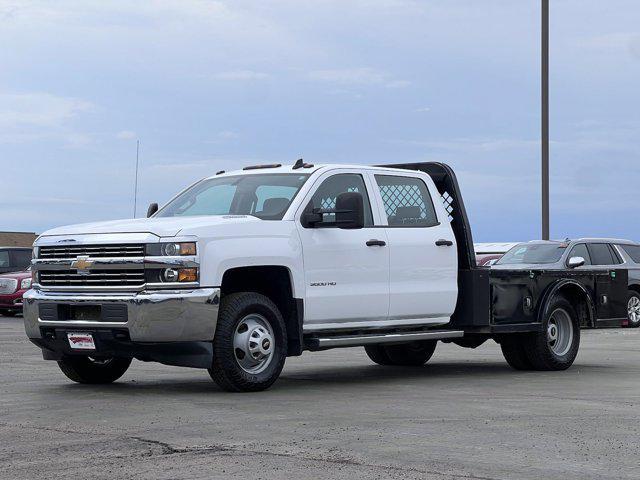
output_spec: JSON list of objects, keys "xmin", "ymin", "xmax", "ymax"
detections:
[{"xmin": 541, "ymin": 0, "xmax": 550, "ymax": 240}]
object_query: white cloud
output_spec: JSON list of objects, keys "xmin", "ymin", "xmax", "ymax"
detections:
[
  {"xmin": 209, "ymin": 70, "xmax": 270, "ymax": 81},
  {"xmin": 577, "ymin": 32, "xmax": 640, "ymax": 58},
  {"xmin": 415, "ymin": 106, "xmax": 431, "ymax": 112},
  {"xmin": 116, "ymin": 130, "xmax": 137, "ymax": 140},
  {"xmin": 0, "ymin": 92, "xmax": 93, "ymax": 127},
  {"xmin": 307, "ymin": 67, "xmax": 410, "ymax": 88}
]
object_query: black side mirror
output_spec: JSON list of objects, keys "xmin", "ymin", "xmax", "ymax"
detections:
[
  {"xmin": 302, "ymin": 192, "xmax": 365, "ymax": 229},
  {"xmin": 335, "ymin": 191, "xmax": 364, "ymax": 229},
  {"xmin": 147, "ymin": 203, "xmax": 159, "ymax": 218}
]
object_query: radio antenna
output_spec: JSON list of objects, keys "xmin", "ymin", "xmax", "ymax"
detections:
[{"xmin": 133, "ymin": 139, "xmax": 140, "ymax": 218}]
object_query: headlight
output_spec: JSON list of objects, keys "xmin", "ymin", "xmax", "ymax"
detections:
[
  {"xmin": 21, "ymin": 278, "xmax": 32, "ymax": 289},
  {"xmin": 147, "ymin": 242, "xmax": 197, "ymax": 256}
]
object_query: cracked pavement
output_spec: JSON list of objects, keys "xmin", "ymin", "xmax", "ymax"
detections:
[{"xmin": 1, "ymin": 315, "xmax": 639, "ymax": 479}]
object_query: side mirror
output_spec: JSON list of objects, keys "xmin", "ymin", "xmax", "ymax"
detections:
[
  {"xmin": 147, "ymin": 202, "xmax": 159, "ymax": 218},
  {"xmin": 301, "ymin": 192, "xmax": 365, "ymax": 229},
  {"xmin": 335, "ymin": 191, "xmax": 364, "ymax": 229},
  {"xmin": 568, "ymin": 256, "xmax": 585, "ymax": 269}
]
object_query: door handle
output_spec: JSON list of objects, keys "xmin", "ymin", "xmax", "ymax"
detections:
[
  {"xmin": 366, "ymin": 239, "xmax": 386, "ymax": 247},
  {"xmin": 435, "ymin": 239, "xmax": 453, "ymax": 246}
]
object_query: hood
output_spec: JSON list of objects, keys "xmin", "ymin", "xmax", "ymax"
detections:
[
  {"xmin": 0, "ymin": 270, "xmax": 30, "ymax": 280},
  {"xmin": 40, "ymin": 215, "xmax": 262, "ymax": 238},
  {"xmin": 491, "ymin": 263, "xmax": 562, "ymax": 270}
]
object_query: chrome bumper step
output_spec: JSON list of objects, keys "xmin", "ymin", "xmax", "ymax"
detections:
[{"xmin": 307, "ymin": 329, "xmax": 464, "ymax": 349}]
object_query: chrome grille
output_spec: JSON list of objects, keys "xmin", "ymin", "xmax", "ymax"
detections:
[
  {"xmin": 39, "ymin": 270, "xmax": 145, "ymax": 287},
  {"xmin": 39, "ymin": 244, "xmax": 145, "ymax": 259},
  {"xmin": 0, "ymin": 278, "xmax": 18, "ymax": 294}
]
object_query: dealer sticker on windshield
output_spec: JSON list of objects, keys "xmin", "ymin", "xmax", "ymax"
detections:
[{"xmin": 67, "ymin": 332, "xmax": 96, "ymax": 350}]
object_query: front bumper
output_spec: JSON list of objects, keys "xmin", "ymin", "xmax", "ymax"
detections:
[
  {"xmin": 23, "ymin": 287, "xmax": 221, "ymax": 342},
  {"xmin": 0, "ymin": 290, "xmax": 26, "ymax": 310}
]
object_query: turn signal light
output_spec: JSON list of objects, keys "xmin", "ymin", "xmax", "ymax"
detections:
[{"xmin": 177, "ymin": 268, "xmax": 198, "ymax": 283}]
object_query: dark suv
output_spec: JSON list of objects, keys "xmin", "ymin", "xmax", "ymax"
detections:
[
  {"xmin": 0, "ymin": 247, "xmax": 32, "ymax": 274},
  {"xmin": 494, "ymin": 238, "xmax": 640, "ymax": 328}
]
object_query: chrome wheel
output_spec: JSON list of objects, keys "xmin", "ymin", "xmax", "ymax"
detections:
[
  {"xmin": 628, "ymin": 296, "xmax": 640, "ymax": 325},
  {"xmin": 233, "ymin": 314, "xmax": 275, "ymax": 374},
  {"xmin": 547, "ymin": 308, "xmax": 574, "ymax": 356}
]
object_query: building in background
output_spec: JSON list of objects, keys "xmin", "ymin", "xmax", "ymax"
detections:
[{"xmin": 0, "ymin": 232, "xmax": 37, "ymax": 248}]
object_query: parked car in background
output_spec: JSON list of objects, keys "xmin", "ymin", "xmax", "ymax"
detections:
[
  {"xmin": 476, "ymin": 254, "xmax": 503, "ymax": 266},
  {"xmin": 474, "ymin": 242, "xmax": 519, "ymax": 267},
  {"xmin": 494, "ymin": 238, "xmax": 640, "ymax": 328},
  {"xmin": 0, "ymin": 268, "xmax": 32, "ymax": 316},
  {"xmin": 0, "ymin": 247, "xmax": 32, "ymax": 274},
  {"xmin": 613, "ymin": 243, "xmax": 640, "ymax": 328}
]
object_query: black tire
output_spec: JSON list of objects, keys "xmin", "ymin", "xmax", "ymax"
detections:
[
  {"xmin": 627, "ymin": 290, "xmax": 640, "ymax": 328},
  {"xmin": 500, "ymin": 335, "xmax": 534, "ymax": 370},
  {"xmin": 1, "ymin": 310, "xmax": 17, "ymax": 317},
  {"xmin": 366, "ymin": 340, "xmax": 437, "ymax": 366},
  {"xmin": 364, "ymin": 345, "xmax": 394, "ymax": 365},
  {"xmin": 208, "ymin": 292, "xmax": 287, "ymax": 392},
  {"xmin": 57, "ymin": 357, "xmax": 132, "ymax": 384},
  {"xmin": 524, "ymin": 296, "xmax": 580, "ymax": 371}
]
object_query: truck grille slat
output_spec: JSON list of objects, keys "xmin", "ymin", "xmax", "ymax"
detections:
[
  {"xmin": 39, "ymin": 244, "xmax": 145, "ymax": 259},
  {"xmin": 38, "ymin": 269, "xmax": 145, "ymax": 287}
]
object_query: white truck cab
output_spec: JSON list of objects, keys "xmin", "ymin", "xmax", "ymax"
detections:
[{"xmin": 24, "ymin": 162, "xmax": 627, "ymax": 391}]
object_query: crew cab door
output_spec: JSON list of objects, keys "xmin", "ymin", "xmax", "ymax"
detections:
[
  {"xmin": 296, "ymin": 171, "xmax": 389, "ymax": 330},
  {"xmin": 371, "ymin": 173, "xmax": 458, "ymax": 326}
]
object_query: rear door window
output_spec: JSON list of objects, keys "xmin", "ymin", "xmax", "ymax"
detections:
[
  {"xmin": 587, "ymin": 243, "xmax": 616, "ymax": 266},
  {"xmin": 374, "ymin": 175, "xmax": 438, "ymax": 227}
]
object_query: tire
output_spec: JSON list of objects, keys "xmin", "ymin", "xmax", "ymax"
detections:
[
  {"xmin": 627, "ymin": 290, "xmax": 640, "ymax": 328},
  {"xmin": 2, "ymin": 310, "xmax": 17, "ymax": 317},
  {"xmin": 364, "ymin": 345, "xmax": 394, "ymax": 365},
  {"xmin": 524, "ymin": 296, "xmax": 580, "ymax": 371},
  {"xmin": 57, "ymin": 357, "xmax": 132, "ymax": 384},
  {"xmin": 500, "ymin": 335, "xmax": 534, "ymax": 370},
  {"xmin": 208, "ymin": 292, "xmax": 287, "ymax": 392},
  {"xmin": 366, "ymin": 340, "xmax": 437, "ymax": 366}
]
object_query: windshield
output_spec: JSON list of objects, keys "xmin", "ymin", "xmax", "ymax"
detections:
[
  {"xmin": 156, "ymin": 173, "xmax": 310, "ymax": 220},
  {"xmin": 496, "ymin": 243, "xmax": 567, "ymax": 265}
]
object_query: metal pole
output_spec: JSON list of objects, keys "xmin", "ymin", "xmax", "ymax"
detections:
[
  {"xmin": 133, "ymin": 139, "xmax": 140, "ymax": 218},
  {"xmin": 541, "ymin": 0, "xmax": 550, "ymax": 240}
]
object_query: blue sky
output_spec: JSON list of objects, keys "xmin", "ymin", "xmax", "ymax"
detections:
[{"xmin": 1, "ymin": 0, "xmax": 638, "ymax": 242}]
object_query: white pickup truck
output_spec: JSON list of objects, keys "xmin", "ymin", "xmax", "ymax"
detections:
[{"xmin": 23, "ymin": 161, "xmax": 628, "ymax": 391}]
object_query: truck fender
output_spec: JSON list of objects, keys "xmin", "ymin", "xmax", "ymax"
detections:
[{"xmin": 538, "ymin": 279, "xmax": 595, "ymax": 328}]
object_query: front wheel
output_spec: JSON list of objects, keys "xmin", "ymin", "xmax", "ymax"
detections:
[
  {"xmin": 208, "ymin": 292, "xmax": 287, "ymax": 392},
  {"xmin": 627, "ymin": 291, "xmax": 640, "ymax": 328},
  {"xmin": 57, "ymin": 357, "xmax": 132, "ymax": 384}
]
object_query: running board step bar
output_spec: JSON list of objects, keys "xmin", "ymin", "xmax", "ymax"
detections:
[{"xmin": 307, "ymin": 330, "xmax": 464, "ymax": 349}]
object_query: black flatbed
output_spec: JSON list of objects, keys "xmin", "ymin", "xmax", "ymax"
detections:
[{"xmin": 386, "ymin": 162, "xmax": 629, "ymax": 335}]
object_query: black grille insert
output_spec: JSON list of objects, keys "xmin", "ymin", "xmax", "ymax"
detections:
[{"xmin": 39, "ymin": 244, "xmax": 145, "ymax": 259}]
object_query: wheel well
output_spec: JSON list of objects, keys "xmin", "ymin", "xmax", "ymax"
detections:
[
  {"xmin": 556, "ymin": 283, "xmax": 593, "ymax": 328},
  {"xmin": 628, "ymin": 284, "xmax": 640, "ymax": 296},
  {"xmin": 220, "ymin": 266, "xmax": 303, "ymax": 356}
]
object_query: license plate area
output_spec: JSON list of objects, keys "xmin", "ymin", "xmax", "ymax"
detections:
[{"xmin": 67, "ymin": 332, "xmax": 96, "ymax": 350}]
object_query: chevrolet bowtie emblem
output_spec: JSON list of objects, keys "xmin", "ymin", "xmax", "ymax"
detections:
[{"xmin": 71, "ymin": 255, "xmax": 94, "ymax": 275}]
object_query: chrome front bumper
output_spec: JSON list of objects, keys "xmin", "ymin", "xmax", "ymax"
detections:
[{"xmin": 23, "ymin": 287, "xmax": 220, "ymax": 342}]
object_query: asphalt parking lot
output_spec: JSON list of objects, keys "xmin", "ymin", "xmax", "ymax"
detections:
[{"xmin": 1, "ymin": 314, "xmax": 639, "ymax": 480}]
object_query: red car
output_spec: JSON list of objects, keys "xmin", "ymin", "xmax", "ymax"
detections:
[{"xmin": 0, "ymin": 269, "xmax": 32, "ymax": 316}]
